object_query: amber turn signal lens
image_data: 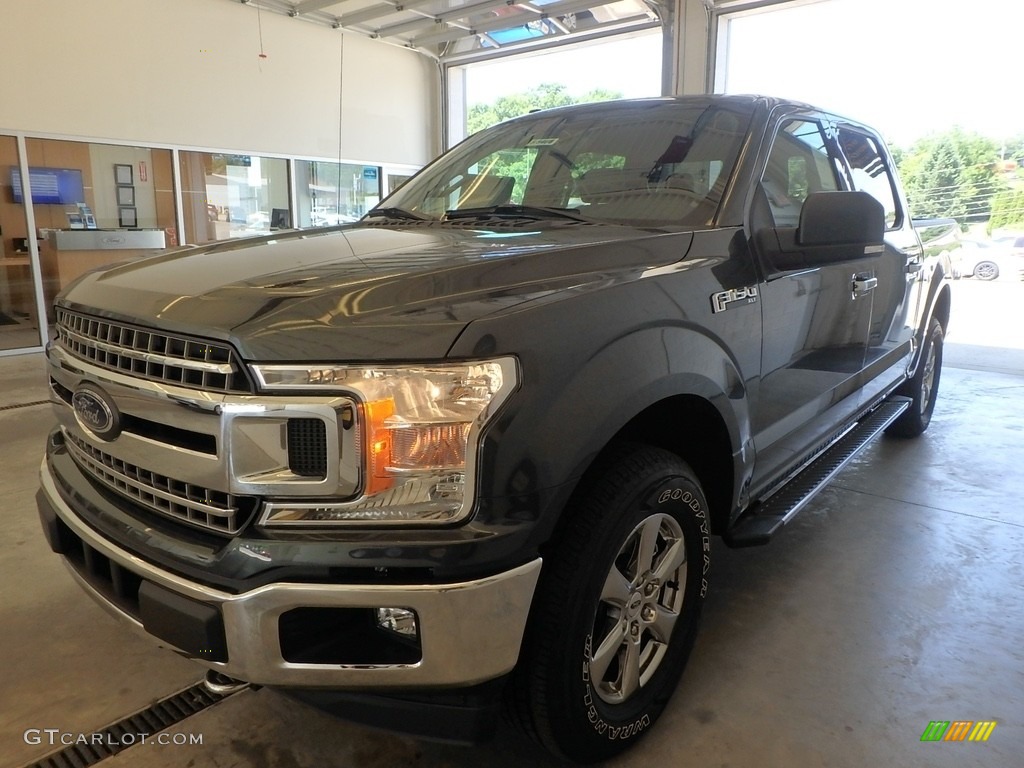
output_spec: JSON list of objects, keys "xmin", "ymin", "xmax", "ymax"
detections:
[{"xmin": 363, "ymin": 398, "xmax": 395, "ymax": 494}]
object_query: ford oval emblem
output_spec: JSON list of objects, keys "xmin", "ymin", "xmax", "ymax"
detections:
[{"xmin": 72, "ymin": 385, "xmax": 121, "ymax": 441}]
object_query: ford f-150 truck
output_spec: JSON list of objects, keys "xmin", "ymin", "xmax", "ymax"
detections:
[{"xmin": 37, "ymin": 95, "xmax": 949, "ymax": 763}]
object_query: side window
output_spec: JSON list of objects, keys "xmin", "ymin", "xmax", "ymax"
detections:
[
  {"xmin": 837, "ymin": 127, "xmax": 900, "ymax": 229},
  {"xmin": 759, "ymin": 119, "xmax": 840, "ymax": 228}
]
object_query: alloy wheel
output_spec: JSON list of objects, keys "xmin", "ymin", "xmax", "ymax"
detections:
[{"xmin": 588, "ymin": 513, "xmax": 686, "ymax": 704}]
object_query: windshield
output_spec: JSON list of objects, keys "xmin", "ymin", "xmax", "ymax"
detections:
[{"xmin": 377, "ymin": 101, "xmax": 753, "ymax": 228}]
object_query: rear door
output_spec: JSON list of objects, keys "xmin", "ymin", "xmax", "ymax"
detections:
[{"xmin": 834, "ymin": 123, "xmax": 919, "ymax": 398}]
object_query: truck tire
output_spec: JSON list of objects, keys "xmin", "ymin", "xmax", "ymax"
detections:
[
  {"xmin": 887, "ymin": 317, "xmax": 943, "ymax": 438},
  {"xmin": 508, "ymin": 444, "xmax": 710, "ymax": 763}
]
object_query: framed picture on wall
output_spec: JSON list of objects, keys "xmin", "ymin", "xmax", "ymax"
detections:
[
  {"xmin": 114, "ymin": 164, "xmax": 133, "ymax": 185},
  {"xmin": 116, "ymin": 186, "xmax": 135, "ymax": 206},
  {"xmin": 118, "ymin": 206, "xmax": 137, "ymax": 228}
]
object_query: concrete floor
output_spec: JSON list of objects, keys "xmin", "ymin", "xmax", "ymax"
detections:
[{"xmin": 2, "ymin": 280, "xmax": 1022, "ymax": 767}]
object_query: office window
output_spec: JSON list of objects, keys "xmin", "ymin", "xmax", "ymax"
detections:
[
  {"xmin": 295, "ymin": 161, "xmax": 381, "ymax": 228},
  {"xmin": 179, "ymin": 152, "xmax": 289, "ymax": 244}
]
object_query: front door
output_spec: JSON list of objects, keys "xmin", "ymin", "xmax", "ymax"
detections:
[{"xmin": 748, "ymin": 115, "xmax": 880, "ymax": 492}]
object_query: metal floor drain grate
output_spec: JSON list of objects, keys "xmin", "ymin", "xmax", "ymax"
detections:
[
  {"xmin": 21, "ymin": 680, "xmax": 243, "ymax": 768},
  {"xmin": 0, "ymin": 399, "xmax": 50, "ymax": 412}
]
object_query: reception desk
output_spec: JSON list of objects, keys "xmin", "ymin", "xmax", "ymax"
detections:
[{"xmin": 42, "ymin": 229, "xmax": 167, "ymax": 312}]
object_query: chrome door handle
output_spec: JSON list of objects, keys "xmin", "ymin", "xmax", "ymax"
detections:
[{"xmin": 852, "ymin": 274, "xmax": 878, "ymax": 296}]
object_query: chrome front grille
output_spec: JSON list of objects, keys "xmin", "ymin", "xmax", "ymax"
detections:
[
  {"xmin": 65, "ymin": 432, "xmax": 253, "ymax": 535},
  {"xmin": 55, "ymin": 308, "xmax": 251, "ymax": 393}
]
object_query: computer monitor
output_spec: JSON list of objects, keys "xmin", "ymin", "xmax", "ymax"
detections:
[{"xmin": 270, "ymin": 209, "xmax": 290, "ymax": 230}]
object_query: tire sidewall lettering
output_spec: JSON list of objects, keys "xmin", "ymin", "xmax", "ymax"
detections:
[
  {"xmin": 657, "ymin": 487, "xmax": 702, "ymax": 512},
  {"xmin": 657, "ymin": 483, "xmax": 710, "ymax": 598},
  {"xmin": 582, "ymin": 633, "xmax": 653, "ymax": 740}
]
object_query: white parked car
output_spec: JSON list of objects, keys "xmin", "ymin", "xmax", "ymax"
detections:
[{"xmin": 959, "ymin": 236, "xmax": 1024, "ymax": 281}]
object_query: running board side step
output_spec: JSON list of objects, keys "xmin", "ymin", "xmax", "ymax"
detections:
[{"xmin": 724, "ymin": 397, "xmax": 911, "ymax": 548}]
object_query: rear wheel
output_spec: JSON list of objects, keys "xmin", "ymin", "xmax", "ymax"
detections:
[
  {"xmin": 508, "ymin": 444, "xmax": 710, "ymax": 763},
  {"xmin": 887, "ymin": 317, "xmax": 943, "ymax": 438}
]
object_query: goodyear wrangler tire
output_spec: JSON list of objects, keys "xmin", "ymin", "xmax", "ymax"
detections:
[{"xmin": 509, "ymin": 444, "xmax": 710, "ymax": 763}]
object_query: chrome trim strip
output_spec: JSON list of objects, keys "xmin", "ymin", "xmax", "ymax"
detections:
[
  {"xmin": 42, "ymin": 458, "xmax": 542, "ymax": 688},
  {"xmin": 49, "ymin": 343, "xmax": 228, "ymax": 402},
  {"xmin": 65, "ymin": 435, "xmax": 238, "ymax": 521},
  {"xmin": 60, "ymin": 326, "xmax": 235, "ymax": 374}
]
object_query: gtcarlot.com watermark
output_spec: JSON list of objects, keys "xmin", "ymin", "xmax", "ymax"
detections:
[{"xmin": 24, "ymin": 729, "xmax": 203, "ymax": 748}]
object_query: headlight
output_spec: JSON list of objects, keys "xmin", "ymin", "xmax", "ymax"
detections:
[{"xmin": 250, "ymin": 358, "xmax": 517, "ymax": 526}]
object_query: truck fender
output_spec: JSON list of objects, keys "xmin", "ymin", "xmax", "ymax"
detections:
[{"xmin": 478, "ymin": 323, "xmax": 751, "ymax": 542}]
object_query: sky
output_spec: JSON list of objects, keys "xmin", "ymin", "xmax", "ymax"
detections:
[
  {"xmin": 721, "ymin": 0, "xmax": 1024, "ymax": 147},
  {"xmin": 464, "ymin": 0, "xmax": 1023, "ymax": 149},
  {"xmin": 464, "ymin": 32, "xmax": 662, "ymax": 103}
]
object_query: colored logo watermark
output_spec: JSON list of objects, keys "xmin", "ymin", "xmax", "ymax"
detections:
[{"xmin": 920, "ymin": 721, "xmax": 997, "ymax": 742}]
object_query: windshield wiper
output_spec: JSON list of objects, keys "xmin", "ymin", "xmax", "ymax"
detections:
[
  {"xmin": 442, "ymin": 204, "xmax": 592, "ymax": 223},
  {"xmin": 364, "ymin": 207, "xmax": 431, "ymax": 221}
]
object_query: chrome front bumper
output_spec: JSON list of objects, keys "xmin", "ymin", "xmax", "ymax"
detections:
[{"xmin": 41, "ymin": 459, "xmax": 542, "ymax": 689}]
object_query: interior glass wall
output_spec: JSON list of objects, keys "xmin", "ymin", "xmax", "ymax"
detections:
[
  {"xmin": 294, "ymin": 161, "xmax": 382, "ymax": 227},
  {"xmin": 1, "ymin": 134, "xmax": 414, "ymax": 355},
  {"xmin": 23, "ymin": 139, "xmax": 177, "ymax": 319},
  {"xmin": 0, "ymin": 135, "xmax": 42, "ymax": 351},
  {"xmin": 387, "ymin": 173, "xmax": 413, "ymax": 194},
  {"xmin": 178, "ymin": 152, "xmax": 290, "ymax": 244}
]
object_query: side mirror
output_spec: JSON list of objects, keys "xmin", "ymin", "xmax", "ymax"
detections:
[
  {"xmin": 756, "ymin": 191, "xmax": 885, "ymax": 272},
  {"xmin": 798, "ymin": 191, "xmax": 884, "ymax": 248}
]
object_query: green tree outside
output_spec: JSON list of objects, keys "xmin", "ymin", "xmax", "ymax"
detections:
[
  {"xmin": 461, "ymin": 84, "xmax": 625, "ymax": 206},
  {"xmin": 896, "ymin": 127, "xmax": 1004, "ymax": 224},
  {"xmin": 467, "ymin": 83, "xmax": 623, "ymax": 135},
  {"xmin": 987, "ymin": 189, "xmax": 1024, "ymax": 234}
]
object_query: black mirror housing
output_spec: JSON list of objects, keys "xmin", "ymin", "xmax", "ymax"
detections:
[
  {"xmin": 798, "ymin": 191, "xmax": 884, "ymax": 247},
  {"xmin": 757, "ymin": 191, "xmax": 885, "ymax": 272}
]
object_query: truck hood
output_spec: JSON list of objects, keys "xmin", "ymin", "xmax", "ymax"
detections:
[{"xmin": 59, "ymin": 223, "xmax": 693, "ymax": 361}]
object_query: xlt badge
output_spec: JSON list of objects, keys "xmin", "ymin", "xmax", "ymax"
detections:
[{"xmin": 711, "ymin": 286, "xmax": 759, "ymax": 313}]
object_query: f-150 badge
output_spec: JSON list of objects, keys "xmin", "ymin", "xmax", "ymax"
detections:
[{"xmin": 711, "ymin": 286, "xmax": 759, "ymax": 313}]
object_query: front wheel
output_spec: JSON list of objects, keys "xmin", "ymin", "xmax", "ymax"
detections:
[
  {"xmin": 507, "ymin": 444, "xmax": 711, "ymax": 763},
  {"xmin": 887, "ymin": 317, "xmax": 943, "ymax": 438},
  {"xmin": 974, "ymin": 260, "xmax": 999, "ymax": 281}
]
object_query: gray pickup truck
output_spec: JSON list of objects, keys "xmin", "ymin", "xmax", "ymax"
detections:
[{"xmin": 37, "ymin": 95, "xmax": 949, "ymax": 762}]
